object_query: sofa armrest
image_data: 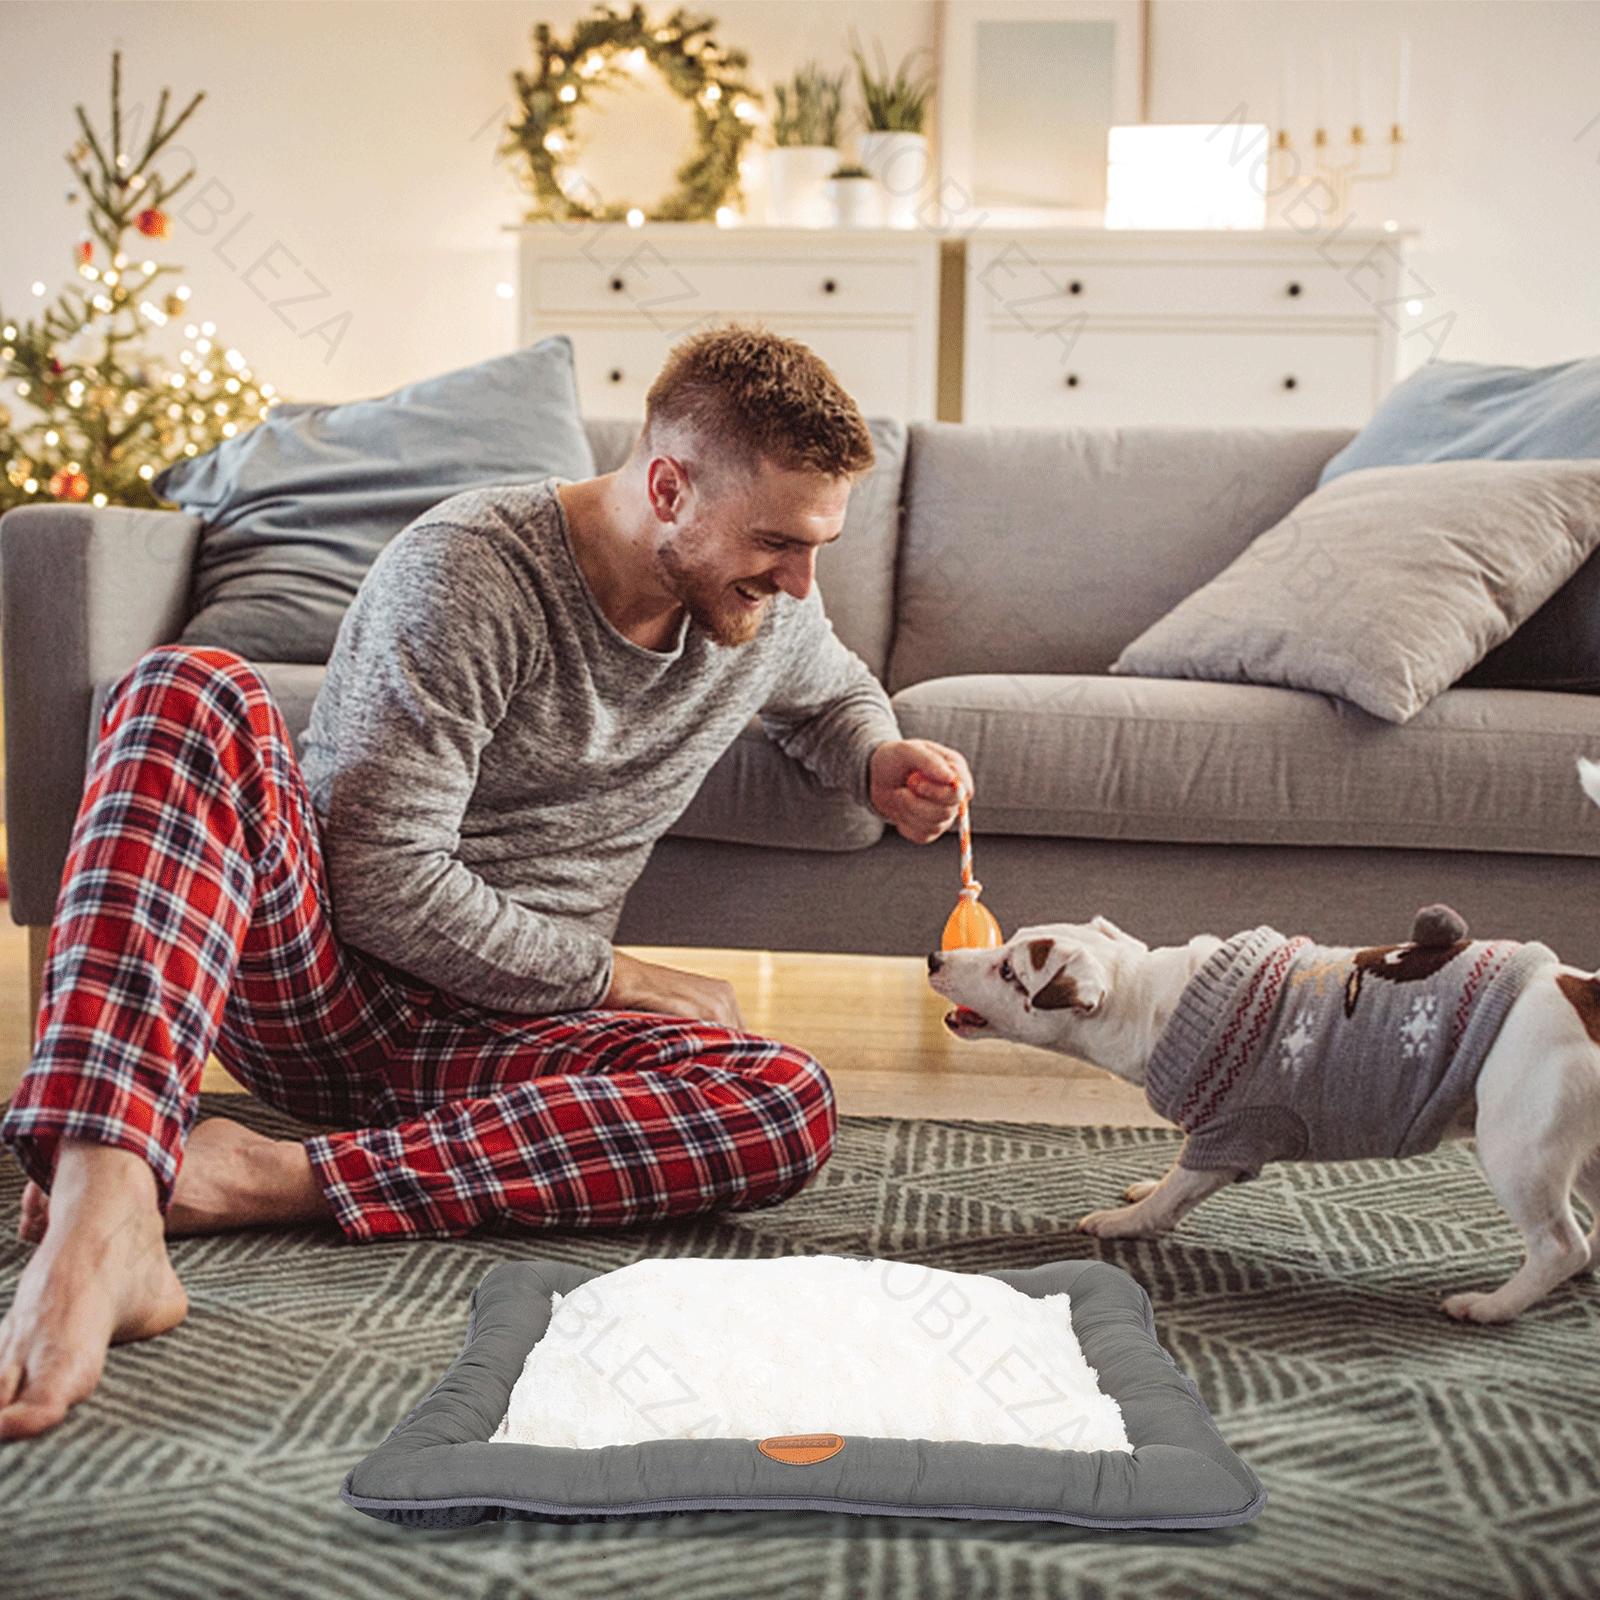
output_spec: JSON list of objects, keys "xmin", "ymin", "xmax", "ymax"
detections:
[{"xmin": 2, "ymin": 503, "xmax": 199, "ymax": 923}]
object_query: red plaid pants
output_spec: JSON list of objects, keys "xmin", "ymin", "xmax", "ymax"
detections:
[{"xmin": 0, "ymin": 646, "xmax": 836, "ymax": 1242}]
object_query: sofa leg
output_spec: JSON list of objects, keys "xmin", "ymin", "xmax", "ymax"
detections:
[{"xmin": 26, "ymin": 924, "xmax": 47, "ymax": 1028}]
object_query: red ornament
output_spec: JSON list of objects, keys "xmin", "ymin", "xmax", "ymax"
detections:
[
  {"xmin": 76, "ymin": 238, "xmax": 94, "ymax": 265},
  {"xmin": 135, "ymin": 208, "xmax": 170, "ymax": 239},
  {"xmin": 48, "ymin": 356, "xmax": 64, "ymax": 376},
  {"xmin": 48, "ymin": 469, "xmax": 90, "ymax": 502}
]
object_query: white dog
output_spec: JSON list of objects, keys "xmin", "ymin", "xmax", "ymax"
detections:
[{"xmin": 927, "ymin": 759, "xmax": 1600, "ymax": 1323}]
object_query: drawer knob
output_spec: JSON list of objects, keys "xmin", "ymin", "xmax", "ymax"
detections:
[
  {"xmin": 1065, "ymin": 373, "xmax": 1081, "ymax": 388},
  {"xmin": 608, "ymin": 276, "xmax": 625, "ymax": 293},
  {"xmin": 1286, "ymin": 280, "xmax": 1303, "ymax": 297},
  {"xmin": 822, "ymin": 277, "xmax": 838, "ymax": 294},
  {"xmin": 608, "ymin": 367, "xmax": 624, "ymax": 384},
  {"xmin": 1282, "ymin": 375, "xmax": 1298, "ymax": 390},
  {"xmin": 1068, "ymin": 279, "xmax": 1083, "ymax": 295}
]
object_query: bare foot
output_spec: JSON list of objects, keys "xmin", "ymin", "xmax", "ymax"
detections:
[
  {"xmin": 166, "ymin": 1117, "xmax": 331, "ymax": 1235},
  {"xmin": 0, "ymin": 1144, "xmax": 188, "ymax": 1440}
]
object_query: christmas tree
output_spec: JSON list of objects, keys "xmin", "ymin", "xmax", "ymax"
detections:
[{"xmin": 0, "ymin": 50, "xmax": 278, "ymax": 515}]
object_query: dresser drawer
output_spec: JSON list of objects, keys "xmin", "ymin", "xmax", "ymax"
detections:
[
  {"xmin": 536, "ymin": 253, "xmax": 921, "ymax": 322},
  {"xmin": 971, "ymin": 251, "xmax": 1382, "ymax": 324},
  {"xmin": 567, "ymin": 325, "xmax": 676, "ymax": 419},
  {"xmin": 970, "ymin": 326, "xmax": 1379, "ymax": 428},
  {"xmin": 567, "ymin": 320, "xmax": 929, "ymax": 421}
]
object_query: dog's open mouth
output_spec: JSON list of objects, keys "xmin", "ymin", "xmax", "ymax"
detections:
[{"xmin": 944, "ymin": 1006, "xmax": 988, "ymax": 1032}]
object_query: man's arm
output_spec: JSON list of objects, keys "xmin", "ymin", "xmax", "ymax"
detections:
[
  {"xmin": 757, "ymin": 586, "xmax": 902, "ymax": 808},
  {"xmin": 305, "ymin": 523, "xmax": 614, "ymax": 1015}
]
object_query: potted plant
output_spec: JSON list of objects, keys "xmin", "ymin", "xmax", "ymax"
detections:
[
  {"xmin": 768, "ymin": 61, "xmax": 846, "ymax": 228},
  {"xmin": 850, "ymin": 31, "xmax": 934, "ymax": 229},
  {"xmin": 825, "ymin": 162, "xmax": 884, "ymax": 228}
]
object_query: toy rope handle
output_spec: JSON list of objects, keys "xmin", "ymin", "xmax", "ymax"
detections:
[{"xmin": 956, "ymin": 786, "xmax": 980, "ymax": 899}]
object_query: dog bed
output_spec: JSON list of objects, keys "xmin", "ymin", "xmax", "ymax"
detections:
[{"xmin": 340, "ymin": 1255, "xmax": 1265, "ymax": 1530}]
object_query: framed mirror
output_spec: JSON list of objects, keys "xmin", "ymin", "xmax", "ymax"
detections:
[{"xmin": 936, "ymin": 0, "xmax": 1148, "ymax": 226}]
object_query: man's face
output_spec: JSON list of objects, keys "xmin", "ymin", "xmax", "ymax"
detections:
[{"xmin": 655, "ymin": 455, "xmax": 851, "ymax": 647}]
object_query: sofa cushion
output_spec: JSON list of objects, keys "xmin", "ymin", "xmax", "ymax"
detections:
[
  {"xmin": 154, "ymin": 335, "xmax": 597, "ymax": 666},
  {"xmin": 1111, "ymin": 459, "xmax": 1600, "ymax": 724},
  {"xmin": 89, "ymin": 665, "xmax": 883, "ymax": 855},
  {"xmin": 1317, "ymin": 355, "xmax": 1600, "ymax": 486},
  {"xmin": 891, "ymin": 673, "xmax": 1600, "ymax": 857},
  {"xmin": 813, "ymin": 417, "xmax": 905, "ymax": 679},
  {"xmin": 886, "ymin": 423, "xmax": 1353, "ymax": 693}
]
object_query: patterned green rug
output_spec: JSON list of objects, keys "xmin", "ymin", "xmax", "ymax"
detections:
[{"xmin": 2, "ymin": 1094, "xmax": 1598, "ymax": 1600}]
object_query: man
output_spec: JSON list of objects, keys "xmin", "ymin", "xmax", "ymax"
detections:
[{"xmin": 0, "ymin": 324, "xmax": 974, "ymax": 1439}]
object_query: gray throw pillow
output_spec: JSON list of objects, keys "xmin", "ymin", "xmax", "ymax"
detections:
[
  {"xmin": 1111, "ymin": 459, "xmax": 1600, "ymax": 724},
  {"xmin": 153, "ymin": 335, "xmax": 596, "ymax": 664}
]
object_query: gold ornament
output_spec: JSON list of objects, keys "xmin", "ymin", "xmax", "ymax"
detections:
[
  {"xmin": 164, "ymin": 293, "xmax": 184, "ymax": 315},
  {"xmin": 0, "ymin": 403, "xmax": 11, "ymax": 429}
]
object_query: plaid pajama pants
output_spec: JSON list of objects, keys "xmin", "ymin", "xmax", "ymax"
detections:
[{"xmin": 0, "ymin": 645, "xmax": 837, "ymax": 1242}]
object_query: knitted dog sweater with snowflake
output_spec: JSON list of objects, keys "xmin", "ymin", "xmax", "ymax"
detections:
[{"xmin": 1142, "ymin": 909, "xmax": 1557, "ymax": 1178}]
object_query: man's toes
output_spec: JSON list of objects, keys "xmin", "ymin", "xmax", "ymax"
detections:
[
  {"xmin": 1441, "ymin": 1290, "xmax": 1519, "ymax": 1324},
  {"xmin": 0, "ymin": 1358, "xmax": 94, "ymax": 1440},
  {"xmin": 0, "ymin": 1392, "xmax": 73, "ymax": 1440}
]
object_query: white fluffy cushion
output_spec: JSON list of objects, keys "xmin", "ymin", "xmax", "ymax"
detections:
[
  {"xmin": 1112, "ymin": 459, "xmax": 1600, "ymax": 723},
  {"xmin": 491, "ymin": 1255, "xmax": 1131, "ymax": 1453}
]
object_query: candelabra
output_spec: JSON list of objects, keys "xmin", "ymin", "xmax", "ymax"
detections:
[{"xmin": 1270, "ymin": 121, "xmax": 1405, "ymax": 227}]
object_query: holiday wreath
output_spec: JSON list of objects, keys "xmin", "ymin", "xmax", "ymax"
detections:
[{"xmin": 502, "ymin": 3, "xmax": 761, "ymax": 224}]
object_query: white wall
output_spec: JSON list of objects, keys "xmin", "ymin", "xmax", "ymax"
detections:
[
  {"xmin": 2, "ymin": 0, "xmax": 1597, "ymax": 404},
  {"xmin": 1145, "ymin": 0, "xmax": 1600, "ymax": 376}
]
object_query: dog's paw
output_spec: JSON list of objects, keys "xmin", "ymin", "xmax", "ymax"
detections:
[
  {"xmin": 1077, "ymin": 1205, "xmax": 1165, "ymax": 1239},
  {"xmin": 1122, "ymin": 1179, "xmax": 1162, "ymax": 1203},
  {"xmin": 1440, "ymin": 1290, "xmax": 1519, "ymax": 1324}
]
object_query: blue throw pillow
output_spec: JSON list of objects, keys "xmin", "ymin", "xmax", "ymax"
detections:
[
  {"xmin": 153, "ymin": 334, "xmax": 596, "ymax": 664},
  {"xmin": 1318, "ymin": 355, "xmax": 1600, "ymax": 486}
]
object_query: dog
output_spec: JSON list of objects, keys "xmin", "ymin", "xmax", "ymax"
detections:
[{"xmin": 927, "ymin": 758, "xmax": 1600, "ymax": 1323}]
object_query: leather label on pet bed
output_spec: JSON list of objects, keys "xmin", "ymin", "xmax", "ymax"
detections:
[{"xmin": 757, "ymin": 1433, "xmax": 845, "ymax": 1465}]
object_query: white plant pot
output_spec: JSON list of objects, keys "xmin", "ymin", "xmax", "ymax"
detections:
[
  {"xmin": 827, "ymin": 177, "xmax": 885, "ymax": 229},
  {"xmin": 766, "ymin": 146, "xmax": 839, "ymax": 229},
  {"xmin": 857, "ymin": 131, "xmax": 930, "ymax": 229}
]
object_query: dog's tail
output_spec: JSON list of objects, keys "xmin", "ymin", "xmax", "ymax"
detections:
[{"xmin": 1582, "ymin": 758, "xmax": 1600, "ymax": 811}]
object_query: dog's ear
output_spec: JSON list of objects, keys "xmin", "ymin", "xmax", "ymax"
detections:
[
  {"xmin": 1090, "ymin": 914, "xmax": 1131, "ymax": 942},
  {"xmin": 1031, "ymin": 947, "xmax": 1108, "ymax": 1015}
]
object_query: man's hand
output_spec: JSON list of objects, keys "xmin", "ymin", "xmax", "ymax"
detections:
[
  {"xmin": 603, "ymin": 950, "xmax": 745, "ymax": 1030},
  {"xmin": 868, "ymin": 739, "xmax": 975, "ymax": 845}
]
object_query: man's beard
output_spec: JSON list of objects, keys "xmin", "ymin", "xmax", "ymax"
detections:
[{"xmin": 657, "ymin": 541, "xmax": 773, "ymax": 648}]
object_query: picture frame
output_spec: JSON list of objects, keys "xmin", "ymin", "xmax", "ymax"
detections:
[{"xmin": 935, "ymin": 0, "xmax": 1149, "ymax": 227}]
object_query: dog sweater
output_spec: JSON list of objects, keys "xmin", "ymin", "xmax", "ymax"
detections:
[{"xmin": 1142, "ymin": 912, "xmax": 1557, "ymax": 1177}]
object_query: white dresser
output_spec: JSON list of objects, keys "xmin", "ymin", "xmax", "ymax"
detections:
[
  {"xmin": 513, "ymin": 223, "xmax": 943, "ymax": 422},
  {"xmin": 961, "ymin": 228, "xmax": 1416, "ymax": 428}
]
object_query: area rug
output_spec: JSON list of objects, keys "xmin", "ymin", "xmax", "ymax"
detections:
[{"xmin": 2, "ymin": 1094, "xmax": 1597, "ymax": 1600}]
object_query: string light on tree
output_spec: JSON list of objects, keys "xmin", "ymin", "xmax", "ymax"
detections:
[{"xmin": 0, "ymin": 50, "xmax": 278, "ymax": 513}]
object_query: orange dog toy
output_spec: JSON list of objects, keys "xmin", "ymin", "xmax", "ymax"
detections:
[{"xmin": 941, "ymin": 786, "xmax": 1003, "ymax": 950}]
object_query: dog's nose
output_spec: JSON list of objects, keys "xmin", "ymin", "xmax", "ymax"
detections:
[{"xmin": 927, "ymin": 952, "xmax": 943, "ymax": 973}]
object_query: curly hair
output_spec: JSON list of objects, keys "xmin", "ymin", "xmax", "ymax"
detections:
[{"xmin": 637, "ymin": 321, "xmax": 876, "ymax": 482}]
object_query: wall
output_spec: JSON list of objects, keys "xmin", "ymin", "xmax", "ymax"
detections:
[{"xmin": 2, "ymin": 0, "xmax": 1596, "ymax": 405}]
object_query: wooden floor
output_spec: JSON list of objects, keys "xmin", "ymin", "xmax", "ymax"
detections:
[{"xmin": 0, "ymin": 927, "xmax": 1162, "ymax": 1126}]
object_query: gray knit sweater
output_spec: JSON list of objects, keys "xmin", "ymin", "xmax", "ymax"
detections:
[
  {"xmin": 298, "ymin": 476, "xmax": 901, "ymax": 1014},
  {"xmin": 1144, "ymin": 924, "xmax": 1557, "ymax": 1177}
]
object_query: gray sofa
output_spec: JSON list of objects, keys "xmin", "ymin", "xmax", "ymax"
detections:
[{"xmin": 7, "ymin": 417, "xmax": 1599, "ymax": 1011}]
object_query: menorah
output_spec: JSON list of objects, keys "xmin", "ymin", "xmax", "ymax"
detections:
[{"xmin": 1269, "ymin": 121, "xmax": 1405, "ymax": 225}]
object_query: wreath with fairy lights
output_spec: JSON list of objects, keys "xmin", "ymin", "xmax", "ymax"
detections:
[{"xmin": 503, "ymin": 4, "xmax": 761, "ymax": 223}]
